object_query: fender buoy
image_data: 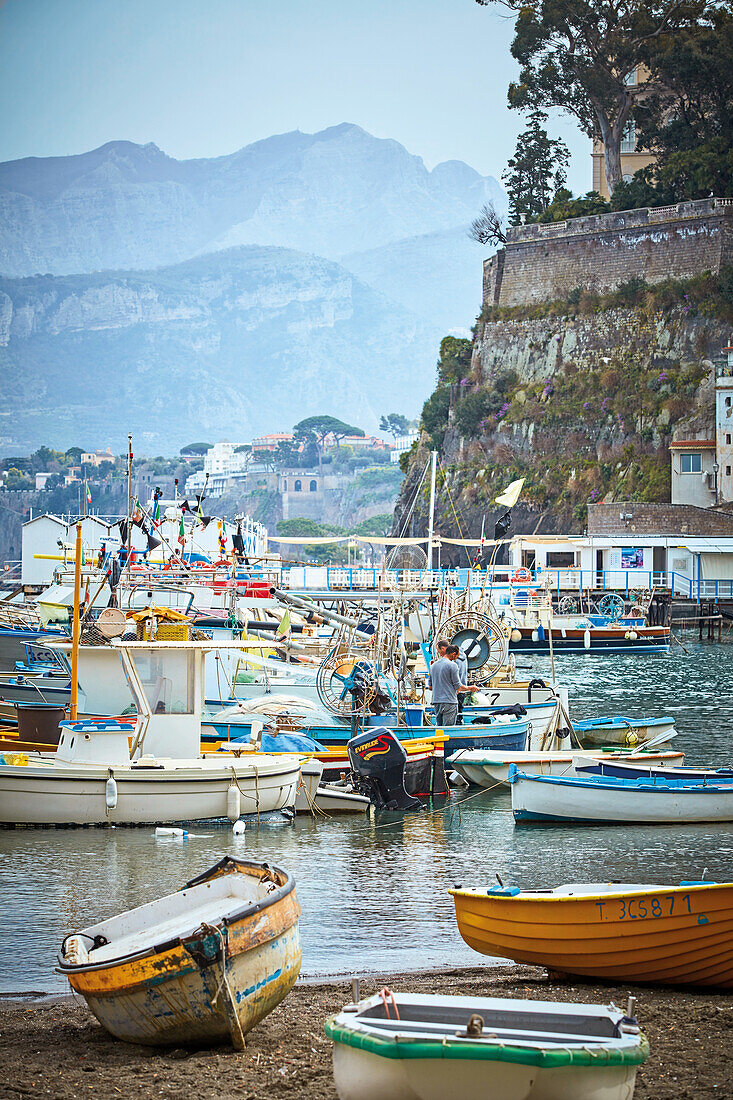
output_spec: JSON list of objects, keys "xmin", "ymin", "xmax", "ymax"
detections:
[
  {"xmin": 512, "ymin": 567, "xmax": 532, "ymax": 583},
  {"xmin": 213, "ymin": 558, "xmax": 230, "ymax": 568}
]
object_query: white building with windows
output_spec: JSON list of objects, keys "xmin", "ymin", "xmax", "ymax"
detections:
[
  {"xmin": 670, "ymin": 440, "xmax": 718, "ymax": 507},
  {"xmin": 185, "ymin": 441, "xmax": 251, "ymax": 498},
  {"xmin": 390, "ymin": 431, "xmax": 420, "ymax": 464}
]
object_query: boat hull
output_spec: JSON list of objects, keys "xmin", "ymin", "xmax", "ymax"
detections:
[
  {"xmin": 62, "ymin": 859, "xmax": 301, "ymax": 1046},
  {"xmin": 508, "ymin": 626, "xmax": 670, "ymax": 654},
  {"xmin": 332, "ymin": 1044, "xmax": 639, "ymax": 1100},
  {"xmin": 450, "ymin": 883, "xmax": 733, "ymax": 988},
  {"xmin": 0, "ymin": 756, "xmax": 300, "ymax": 825},
  {"xmin": 576, "ymin": 717, "xmax": 676, "ymax": 748},
  {"xmin": 510, "ymin": 772, "xmax": 733, "ymax": 823},
  {"xmin": 447, "ymin": 750, "xmax": 684, "ymax": 787}
]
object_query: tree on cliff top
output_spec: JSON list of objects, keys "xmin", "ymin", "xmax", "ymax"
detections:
[
  {"xmin": 503, "ymin": 112, "xmax": 570, "ymax": 222},
  {"xmin": 294, "ymin": 415, "xmax": 364, "ymax": 447},
  {"xmin": 476, "ymin": 0, "xmax": 709, "ymax": 194}
]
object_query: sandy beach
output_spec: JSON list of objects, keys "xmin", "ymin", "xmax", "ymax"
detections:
[{"xmin": 1, "ymin": 965, "xmax": 731, "ymax": 1099}]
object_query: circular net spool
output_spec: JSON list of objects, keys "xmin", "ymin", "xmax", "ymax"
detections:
[
  {"xmin": 316, "ymin": 649, "xmax": 378, "ymax": 717},
  {"xmin": 558, "ymin": 595, "xmax": 580, "ymax": 615},
  {"xmin": 385, "ymin": 544, "xmax": 428, "ymax": 571},
  {"xmin": 598, "ymin": 592, "xmax": 626, "ymax": 621},
  {"xmin": 435, "ymin": 611, "xmax": 509, "ymax": 684}
]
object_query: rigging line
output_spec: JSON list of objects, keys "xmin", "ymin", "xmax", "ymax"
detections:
[
  {"xmin": 436, "ymin": 457, "xmax": 473, "ymax": 569},
  {"xmin": 396, "ymin": 455, "xmax": 430, "ymax": 540}
]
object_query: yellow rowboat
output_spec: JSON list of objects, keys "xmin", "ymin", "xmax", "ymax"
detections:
[
  {"xmin": 450, "ymin": 881, "xmax": 733, "ymax": 988},
  {"xmin": 58, "ymin": 857, "xmax": 301, "ymax": 1047}
]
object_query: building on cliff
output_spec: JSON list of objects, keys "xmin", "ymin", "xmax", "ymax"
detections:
[
  {"xmin": 670, "ymin": 346, "xmax": 733, "ymax": 506},
  {"xmin": 591, "ymin": 67, "xmax": 656, "ymax": 198},
  {"xmin": 483, "ymin": 197, "xmax": 733, "ymax": 309}
]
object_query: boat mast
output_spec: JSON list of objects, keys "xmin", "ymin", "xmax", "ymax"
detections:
[
  {"xmin": 126, "ymin": 434, "xmax": 133, "ymax": 574},
  {"xmin": 70, "ymin": 521, "xmax": 82, "ymax": 720},
  {"xmin": 427, "ymin": 449, "xmax": 437, "ymax": 570}
]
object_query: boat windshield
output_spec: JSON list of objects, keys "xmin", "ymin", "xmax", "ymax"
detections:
[{"xmin": 130, "ymin": 650, "xmax": 194, "ymax": 715}]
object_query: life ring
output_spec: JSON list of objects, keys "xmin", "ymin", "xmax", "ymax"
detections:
[{"xmin": 512, "ymin": 567, "xmax": 532, "ymax": 583}]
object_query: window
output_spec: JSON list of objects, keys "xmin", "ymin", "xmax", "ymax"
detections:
[
  {"xmin": 294, "ymin": 479, "xmax": 302, "ymax": 492},
  {"xmin": 624, "ymin": 69, "xmax": 637, "ymax": 86},
  {"xmin": 727, "ymin": 434, "xmax": 732, "ymax": 445},
  {"xmin": 620, "ymin": 120, "xmax": 636, "ymax": 154},
  {"xmin": 726, "ymin": 397, "xmax": 732, "ymax": 408},
  {"xmin": 309, "ymin": 480, "xmax": 317, "ymax": 492},
  {"xmin": 680, "ymin": 453, "xmax": 702, "ymax": 473},
  {"xmin": 546, "ymin": 552, "xmax": 577, "ymax": 568},
  {"xmin": 727, "ymin": 466, "xmax": 732, "ymax": 477}
]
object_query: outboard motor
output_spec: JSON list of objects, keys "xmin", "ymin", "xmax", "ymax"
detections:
[{"xmin": 347, "ymin": 728, "xmax": 422, "ymax": 812}]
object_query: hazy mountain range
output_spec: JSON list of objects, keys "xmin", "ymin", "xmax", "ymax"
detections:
[{"xmin": 0, "ymin": 124, "xmax": 504, "ymax": 451}]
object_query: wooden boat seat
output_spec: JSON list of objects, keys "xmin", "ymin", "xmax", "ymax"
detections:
[{"xmin": 356, "ymin": 1017, "xmax": 617, "ymax": 1045}]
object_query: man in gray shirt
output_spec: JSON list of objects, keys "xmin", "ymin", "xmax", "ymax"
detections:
[{"xmin": 429, "ymin": 644, "xmax": 470, "ymax": 728}]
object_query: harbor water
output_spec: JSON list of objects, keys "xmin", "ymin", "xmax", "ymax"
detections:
[{"xmin": 2, "ymin": 641, "xmax": 732, "ymax": 995}]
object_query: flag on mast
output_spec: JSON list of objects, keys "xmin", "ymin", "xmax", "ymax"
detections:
[
  {"xmin": 178, "ymin": 515, "xmax": 186, "ymax": 548},
  {"xmin": 85, "ymin": 480, "xmax": 92, "ymax": 505},
  {"xmin": 495, "ymin": 478, "xmax": 525, "ymax": 508}
]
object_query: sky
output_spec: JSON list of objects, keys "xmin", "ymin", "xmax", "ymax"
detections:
[{"xmin": 0, "ymin": 0, "xmax": 590, "ymax": 193}]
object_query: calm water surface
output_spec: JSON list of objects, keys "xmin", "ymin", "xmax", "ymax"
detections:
[{"xmin": 2, "ymin": 642, "xmax": 732, "ymax": 994}]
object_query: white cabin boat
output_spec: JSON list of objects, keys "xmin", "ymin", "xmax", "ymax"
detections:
[{"xmin": 0, "ymin": 642, "xmax": 301, "ymax": 826}]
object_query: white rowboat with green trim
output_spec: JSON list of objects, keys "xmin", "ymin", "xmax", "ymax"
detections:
[{"xmin": 326, "ymin": 991, "xmax": 648, "ymax": 1100}]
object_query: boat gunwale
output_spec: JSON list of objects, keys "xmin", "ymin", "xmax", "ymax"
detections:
[
  {"xmin": 449, "ymin": 881, "xmax": 733, "ymax": 903},
  {"xmin": 325, "ymin": 1017, "xmax": 649, "ymax": 1068},
  {"xmin": 56, "ymin": 857, "xmax": 296, "ymax": 975}
]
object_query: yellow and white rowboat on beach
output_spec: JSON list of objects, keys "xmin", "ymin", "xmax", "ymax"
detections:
[
  {"xmin": 450, "ymin": 881, "xmax": 733, "ymax": 988},
  {"xmin": 58, "ymin": 856, "xmax": 301, "ymax": 1047}
]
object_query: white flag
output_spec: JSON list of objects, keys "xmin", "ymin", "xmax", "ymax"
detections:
[{"xmin": 495, "ymin": 478, "xmax": 525, "ymax": 508}]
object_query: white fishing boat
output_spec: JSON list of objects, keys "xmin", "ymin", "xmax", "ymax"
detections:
[
  {"xmin": 509, "ymin": 766, "xmax": 733, "ymax": 824},
  {"xmin": 0, "ymin": 641, "xmax": 301, "ymax": 826},
  {"xmin": 58, "ymin": 856, "xmax": 301, "ymax": 1048},
  {"xmin": 326, "ymin": 990, "xmax": 648, "ymax": 1100},
  {"xmin": 447, "ymin": 748, "xmax": 685, "ymax": 787}
]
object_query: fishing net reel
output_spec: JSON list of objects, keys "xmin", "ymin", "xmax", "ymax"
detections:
[
  {"xmin": 434, "ymin": 611, "xmax": 508, "ymax": 684},
  {"xmin": 316, "ymin": 649, "xmax": 382, "ymax": 718},
  {"xmin": 597, "ymin": 593, "xmax": 626, "ymax": 621}
]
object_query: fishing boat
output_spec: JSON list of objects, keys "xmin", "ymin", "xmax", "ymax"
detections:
[
  {"xmin": 573, "ymin": 756, "xmax": 733, "ymax": 783},
  {"xmin": 0, "ymin": 642, "xmax": 302, "ymax": 826},
  {"xmin": 58, "ymin": 856, "xmax": 301, "ymax": 1048},
  {"xmin": 574, "ymin": 715, "xmax": 676, "ymax": 748},
  {"xmin": 326, "ymin": 990, "xmax": 648, "ymax": 1100},
  {"xmin": 508, "ymin": 765, "xmax": 733, "ymax": 824},
  {"xmin": 450, "ymin": 880, "xmax": 733, "ymax": 987},
  {"xmin": 447, "ymin": 748, "xmax": 685, "ymax": 787}
]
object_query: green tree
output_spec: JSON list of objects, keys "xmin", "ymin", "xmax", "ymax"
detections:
[
  {"xmin": 613, "ymin": 9, "xmax": 733, "ymax": 203},
  {"xmin": 293, "ymin": 415, "xmax": 364, "ymax": 471},
  {"xmin": 64, "ymin": 447, "xmax": 83, "ymax": 465},
  {"xmin": 180, "ymin": 442, "xmax": 212, "ymax": 456},
  {"xmin": 503, "ymin": 112, "xmax": 570, "ymax": 222},
  {"xmin": 294, "ymin": 415, "xmax": 364, "ymax": 447},
  {"xmin": 379, "ymin": 413, "xmax": 410, "ymax": 439},
  {"xmin": 477, "ymin": 0, "xmax": 707, "ymax": 194}
]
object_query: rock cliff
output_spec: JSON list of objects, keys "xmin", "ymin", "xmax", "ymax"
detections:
[{"xmin": 0, "ymin": 246, "xmax": 438, "ymax": 452}]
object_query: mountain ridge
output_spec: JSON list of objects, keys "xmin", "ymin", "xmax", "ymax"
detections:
[{"xmin": 0, "ymin": 124, "xmax": 503, "ymax": 276}]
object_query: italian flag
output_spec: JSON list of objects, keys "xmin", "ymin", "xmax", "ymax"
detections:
[
  {"xmin": 86, "ymin": 482, "xmax": 92, "ymax": 504},
  {"xmin": 178, "ymin": 515, "xmax": 186, "ymax": 547}
]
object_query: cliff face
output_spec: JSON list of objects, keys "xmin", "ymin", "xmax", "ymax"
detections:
[
  {"xmin": 0, "ymin": 247, "xmax": 438, "ymax": 452},
  {"xmin": 394, "ymin": 286, "xmax": 732, "ymax": 555}
]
